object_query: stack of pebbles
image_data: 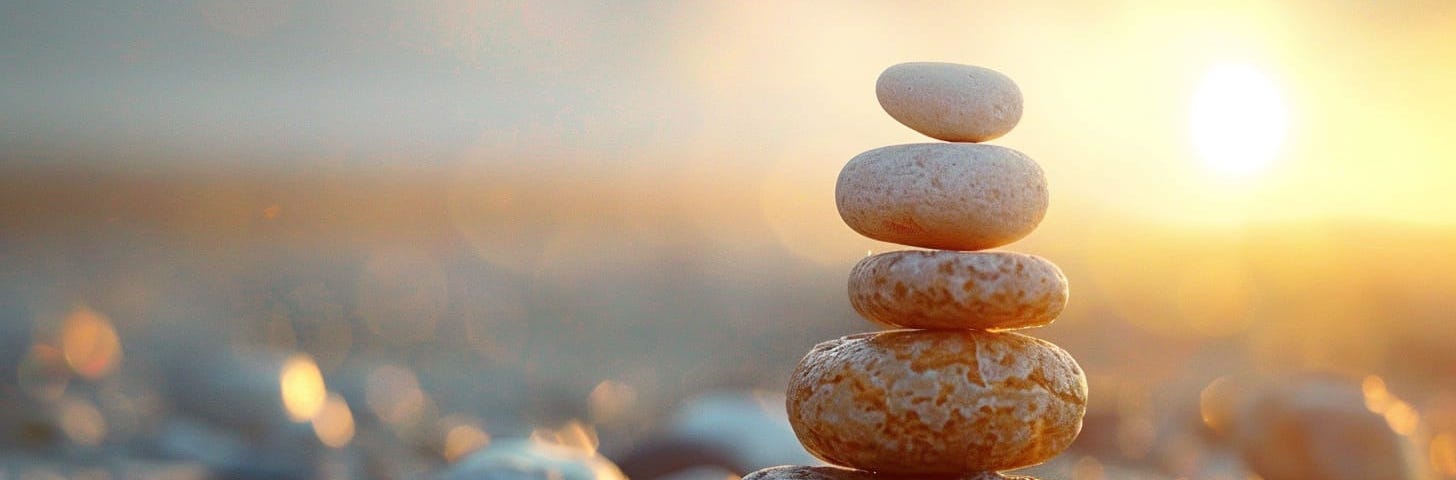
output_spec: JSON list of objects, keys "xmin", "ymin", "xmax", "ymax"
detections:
[{"xmin": 746, "ymin": 63, "xmax": 1087, "ymax": 480}]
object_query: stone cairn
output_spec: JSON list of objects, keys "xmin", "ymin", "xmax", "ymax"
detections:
[{"xmin": 745, "ymin": 63, "xmax": 1088, "ymax": 480}]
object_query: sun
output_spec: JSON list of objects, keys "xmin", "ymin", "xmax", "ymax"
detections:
[{"xmin": 1189, "ymin": 63, "xmax": 1289, "ymax": 176}]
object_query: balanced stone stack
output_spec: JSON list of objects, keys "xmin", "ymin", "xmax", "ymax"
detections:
[{"xmin": 745, "ymin": 63, "xmax": 1087, "ymax": 480}]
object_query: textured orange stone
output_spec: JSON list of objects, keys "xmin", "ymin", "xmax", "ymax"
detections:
[
  {"xmin": 787, "ymin": 330, "xmax": 1086, "ymax": 475},
  {"xmin": 849, "ymin": 250, "xmax": 1067, "ymax": 331},
  {"xmin": 742, "ymin": 465, "xmax": 1037, "ymax": 480}
]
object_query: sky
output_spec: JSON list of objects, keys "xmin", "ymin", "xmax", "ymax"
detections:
[{"xmin": 3, "ymin": 0, "xmax": 1455, "ymax": 228}]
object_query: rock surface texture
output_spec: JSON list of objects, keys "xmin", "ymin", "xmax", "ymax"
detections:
[
  {"xmin": 744, "ymin": 62, "xmax": 1084, "ymax": 480},
  {"xmin": 835, "ymin": 143, "xmax": 1047, "ymax": 251},
  {"xmin": 876, "ymin": 62, "xmax": 1024, "ymax": 143},
  {"xmin": 848, "ymin": 250, "xmax": 1067, "ymax": 330},
  {"xmin": 788, "ymin": 331, "xmax": 1085, "ymax": 474}
]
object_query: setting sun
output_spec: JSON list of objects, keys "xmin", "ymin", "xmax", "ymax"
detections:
[{"xmin": 1189, "ymin": 63, "xmax": 1289, "ymax": 176}]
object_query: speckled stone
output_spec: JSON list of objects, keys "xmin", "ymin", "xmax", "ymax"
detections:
[
  {"xmin": 742, "ymin": 465, "xmax": 1037, "ymax": 480},
  {"xmin": 849, "ymin": 250, "xmax": 1067, "ymax": 331},
  {"xmin": 787, "ymin": 330, "xmax": 1085, "ymax": 475},
  {"xmin": 835, "ymin": 143, "xmax": 1047, "ymax": 251},
  {"xmin": 876, "ymin": 62, "xmax": 1022, "ymax": 143}
]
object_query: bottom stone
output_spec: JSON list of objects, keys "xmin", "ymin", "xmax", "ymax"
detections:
[
  {"xmin": 741, "ymin": 465, "xmax": 1037, "ymax": 480},
  {"xmin": 787, "ymin": 330, "xmax": 1087, "ymax": 474}
]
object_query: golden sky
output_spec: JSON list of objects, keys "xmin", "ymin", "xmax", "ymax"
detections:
[
  {"xmin": 655, "ymin": 1, "xmax": 1456, "ymax": 228},
  {"xmin": 3, "ymin": 1, "xmax": 1454, "ymax": 228}
]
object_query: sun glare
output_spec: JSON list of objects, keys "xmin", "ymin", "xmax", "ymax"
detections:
[{"xmin": 1190, "ymin": 63, "xmax": 1289, "ymax": 176}]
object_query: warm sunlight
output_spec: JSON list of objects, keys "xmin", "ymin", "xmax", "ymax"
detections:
[{"xmin": 1189, "ymin": 63, "xmax": 1289, "ymax": 176}]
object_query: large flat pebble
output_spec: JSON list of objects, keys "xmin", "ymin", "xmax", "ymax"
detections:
[
  {"xmin": 876, "ymin": 62, "xmax": 1022, "ymax": 143},
  {"xmin": 787, "ymin": 330, "xmax": 1085, "ymax": 475},
  {"xmin": 836, "ymin": 143, "xmax": 1047, "ymax": 251},
  {"xmin": 849, "ymin": 250, "xmax": 1067, "ymax": 331}
]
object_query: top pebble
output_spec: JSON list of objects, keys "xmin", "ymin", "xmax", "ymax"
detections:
[{"xmin": 876, "ymin": 62, "xmax": 1023, "ymax": 143}]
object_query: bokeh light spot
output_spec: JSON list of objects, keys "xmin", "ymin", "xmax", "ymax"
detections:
[
  {"xmin": 312, "ymin": 392, "xmax": 356, "ymax": 448},
  {"xmin": 60, "ymin": 307, "xmax": 123, "ymax": 380},
  {"xmin": 1357, "ymin": 375, "xmax": 1420, "ymax": 435},
  {"xmin": 443, "ymin": 421, "xmax": 492, "ymax": 463},
  {"xmin": 1199, "ymin": 375, "xmax": 1243, "ymax": 437},
  {"xmin": 1383, "ymin": 400, "xmax": 1421, "ymax": 436},
  {"xmin": 1363, "ymin": 375, "xmax": 1394, "ymax": 413},
  {"xmin": 280, "ymin": 354, "xmax": 327, "ymax": 422},
  {"xmin": 58, "ymin": 398, "xmax": 107, "ymax": 446}
]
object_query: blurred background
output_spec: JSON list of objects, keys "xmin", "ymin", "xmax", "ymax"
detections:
[{"xmin": 2, "ymin": 1, "xmax": 1455, "ymax": 479}]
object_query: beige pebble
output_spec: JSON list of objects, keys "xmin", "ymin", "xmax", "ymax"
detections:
[
  {"xmin": 787, "ymin": 330, "xmax": 1086, "ymax": 475},
  {"xmin": 742, "ymin": 465, "xmax": 1037, "ymax": 480},
  {"xmin": 849, "ymin": 250, "xmax": 1067, "ymax": 331},
  {"xmin": 876, "ymin": 62, "xmax": 1022, "ymax": 142},
  {"xmin": 836, "ymin": 143, "xmax": 1047, "ymax": 251},
  {"xmin": 742, "ymin": 465, "xmax": 1037, "ymax": 479}
]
